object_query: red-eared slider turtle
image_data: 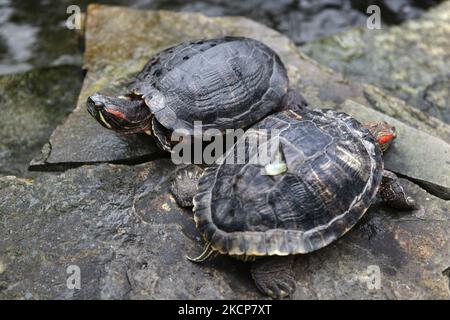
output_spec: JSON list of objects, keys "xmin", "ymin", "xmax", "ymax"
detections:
[
  {"xmin": 175, "ymin": 100, "xmax": 416, "ymax": 299},
  {"xmin": 87, "ymin": 37, "xmax": 297, "ymax": 151}
]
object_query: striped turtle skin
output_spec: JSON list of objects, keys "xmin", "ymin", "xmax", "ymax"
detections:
[
  {"xmin": 129, "ymin": 36, "xmax": 289, "ymax": 135},
  {"xmin": 193, "ymin": 109, "xmax": 383, "ymax": 257}
]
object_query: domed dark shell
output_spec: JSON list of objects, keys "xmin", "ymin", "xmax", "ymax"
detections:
[
  {"xmin": 193, "ymin": 109, "xmax": 383, "ymax": 256},
  {"xmin": 129, "ymin": 37, "xmax": 289, "ymax": 134}
]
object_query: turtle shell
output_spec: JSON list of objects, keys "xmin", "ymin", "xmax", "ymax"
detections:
[
  {"xmin": 129, "ymin": 37, "xmax": 289, "ymax": 134},
  {"xmin": 193, "ymin": 109, "xmax": 383, "ymax": 256}
]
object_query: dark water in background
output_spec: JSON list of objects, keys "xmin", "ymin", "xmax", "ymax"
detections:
[{"xmin": 0, "ymin": 0, "xmax": 443, "ymax": 75}]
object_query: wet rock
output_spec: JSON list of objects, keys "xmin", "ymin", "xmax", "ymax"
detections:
[
  {"xmin": 1, "ymin": 0, "xmax": 442, "ymax": 75},
  {"xmin": 0, "ymin": 0, "xmax": 84, "ymax": 75},
  {"xmin": 361, "ymin": 84, "xmax": 450, "ymax": 143},
  {"xmin": 294, "ymin": 177, "xmax": 450, "ymax": 299},
  {"xmin": 32, "ymin": 4, "xmax": 450, "ymax": 170},
  {"xmin": 28, "ymin": 71, "xmax": 165, "ymax": 171},
  {"xmin": 340, "ymin": 100, "xmax": 450, "ymax": 200},
  {"xmin": 302, "ymin": 1, "xmax": 450, "ymax": 125},
  {"xmin": 0, "ymin": 161, "xmax": 258, "ymax": 299},
  {"xmin": 1, "ymin": 161, "xmax": 449, "ymax": 299},
  {"xmin": 0, "ymin": 66, "xmax": 82, "ymax": 177}
]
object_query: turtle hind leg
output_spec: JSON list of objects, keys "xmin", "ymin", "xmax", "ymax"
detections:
[
  {"xmin": 280, "ymin": 88, "xmax": 308, "ymax": 113},
  {"xmin": 251, "ymin": 256, "xmax": 296, "ymax": 299},
  {"xmin": 170, "ymin": 165, "xmax": 204, "ymax": 208},
  {"xmin": 378, "ymin": 170, "xmax": 417, "ymax": 210}
]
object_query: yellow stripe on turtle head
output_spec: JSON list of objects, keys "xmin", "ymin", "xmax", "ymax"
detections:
[{"xmin": 99, "ymin": 112, "xmax": 112, "ymax": 129}]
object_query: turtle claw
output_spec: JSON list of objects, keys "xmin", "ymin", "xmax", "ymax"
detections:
[
  {"xmin": 262, "ymin": 280, "xmax": 295, "ymax": 299},
  {"xmin": 379, "ymin": 170, "xmax": 418, "ymax": 210},
  {"xmin": 186, "ymin": 242, "xmax": 217, "ymax": 263},
  {"xmin": 170, "ymin": 165, "xmax": 204, "ymax": 208},
  {"xmin": 253, "ymin": 272, "xmax": 296, "ymax": 299},
  {"xmin": 251, "ymin": 256, "xmax": 296, "ymax": 299}
]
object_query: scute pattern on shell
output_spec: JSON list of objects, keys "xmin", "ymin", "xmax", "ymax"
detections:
[
  {"xmin": 129, "ymin": 37, "xmax": 289, "ymax": 134},
  {"xmin": 130, "ymin": 38, "xmax": 236, "ymax": 91},
  {"xmin": 193, "ymin": 109, "xmax": 384, "ymax": 256}
]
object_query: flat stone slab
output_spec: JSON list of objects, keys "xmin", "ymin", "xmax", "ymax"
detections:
[
  {"xmin": 31, "ymin": 4, "xmax": 450, "ymax": 170},
  {"xmin": 0, "ymin": 66, "xmax": 82, "ymax": 176},
  {"xmin": 28, "ymin": 71, "xmax": 164, "ymax": 171},
  {"xmin": 302, "ymin": 1, "xmax": 450, "ymax": 125},
  {"xmin": 1, "ymin": 161, "xmax": 449, "ymax": 299},
  {"xmin": 340, "ymin": 100, "xmax": 450, "ymax": 200},
  {"xmin": 0, "ymin": 161, "xmax": 260, "ymax": 299}
]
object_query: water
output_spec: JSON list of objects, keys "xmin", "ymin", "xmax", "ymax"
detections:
[{"xmin": 0, "ymin": 0, "xmax": 444, "ymax": 75}]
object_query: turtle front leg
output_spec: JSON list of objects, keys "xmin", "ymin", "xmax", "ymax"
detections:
[
  {"xmin": 251, "ymin": 256, "xmax": 296, "ymax": 299},
  {"xmin": 170, "ymin": 165, "xmax": 204, "ymax": 207},
  {"xmin": 378, "ymin": 170, "xmax": 417, "ymax": 210},
  {"xmin": 280, "ymin": 88, "xmax": 308, "ymax": 113}
]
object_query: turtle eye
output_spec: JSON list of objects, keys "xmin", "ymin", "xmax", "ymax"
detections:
[{"xmin": 87, "ymin": 96, "xmax": 104, "ymax": 110}]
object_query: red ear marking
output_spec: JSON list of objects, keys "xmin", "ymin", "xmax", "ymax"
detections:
[
  {"xmin": 105, "ymin": 108, "xmax": 126, "ymax": 119},
  {"xmin": 379, "ymin": 134, "xmax": 395, "ymax": 144}
]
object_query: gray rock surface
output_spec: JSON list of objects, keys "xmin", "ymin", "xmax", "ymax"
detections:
[
  {"xmin": 0, "ymin": 161, "xmax": 259, "ymax": 299},
  {"xmin": 28, "ymin": 70, "xmax": 164, "ymax": 171},
  {"xmin": 302, "ymin": 1, "xmax": 450, "ymax": 125},
  {"xmin": 0, "ymin": 66, "xmax": 82, "ymax": 176},
  {"xmin": 0, "ymin": 0, "xmax": 443, "ymax": 75},
  {"xmin": 340, "ymin": 100, "xmax": 450, "ymax": 200},
  {"xmin": 1, "ymin": 161, "xmax": 449, "ymax": 299},
  {"xmin": 293, "ymin": 177, "xmax": 450, "ymax": 299}
]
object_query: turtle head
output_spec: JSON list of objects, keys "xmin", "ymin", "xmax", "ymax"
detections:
[
  {"xmin": 363, "ymin": 121, "xmax": 397, "ymax": 152},
  {"xmin": 87, "ymin": 93, "xmax": 152, "ymax": 134}
]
